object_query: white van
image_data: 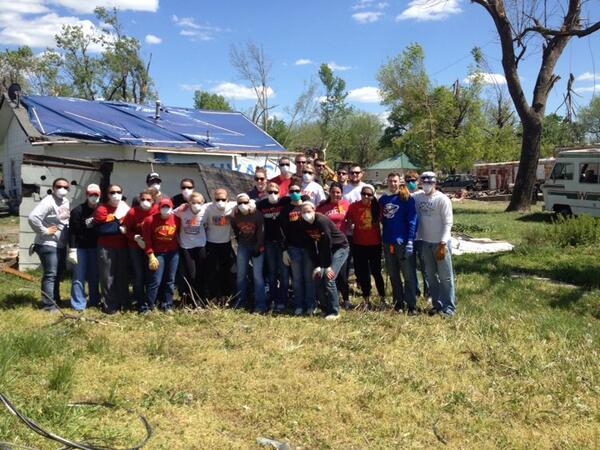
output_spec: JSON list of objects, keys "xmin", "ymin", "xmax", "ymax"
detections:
[{"xmin": 542, "ymin": 148, "xmax": 600, "ymax": 216}]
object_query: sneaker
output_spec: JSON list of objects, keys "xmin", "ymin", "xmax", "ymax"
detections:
[
  {"xmin": 394, "ymin": 303, "xmax": 405, "ymax": 313},
  {"xmin": 43, "ymin": 306, "xmax": 60, "ymax": 314},
  {"xmin": 294, "ymin": 307, "xmax": 303, "ymax": 316},
  {"xmin": 439, "ymin": 310, "xmax": 454, "ymax": 319},
  {"xmin": 324, "ymin": 313, "xmax": 340, "ymax": 321},
  {"xmin": 163, "ymin": 308, "xmax": 174, "ymax": 315},
  {"xmin": 140, "ymin": 309, "xmax": 152, "ymax": 316},
  {"xmin": 343, "ymin": 300, "xmax": 353, "ymax": 310},
  {"xmin": 275, "ymin": 304, "xmax": 286, "ymax": 313},
  {"xmin": 407, "ymin": 309, "xmax": 419, "ymax": 316},
  {"xmin": 305, "ymin": 308, "xmax": 316, "ymax": 316}
]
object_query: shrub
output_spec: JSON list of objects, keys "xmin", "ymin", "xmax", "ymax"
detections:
[{"xmin": 522, "ymin": 214, "xmax": 600, "ymax": 247}]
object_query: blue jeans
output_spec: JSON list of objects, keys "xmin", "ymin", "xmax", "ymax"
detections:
[
  {"xmin": 265, "ymin": 241, "xmax": 289, "ymax": 310},
  {"xmin": 70, "ymin": 248, "xmax": 99, "ymax": 310},
  {"xmin": 234, "ymin": 243, "xmax": 266, "ymax": 311},
  {"xmin": 316, "ymin": 246, "xmax": 349, "ymax": 315},
  {"xmin": 129, "ymin": 247, "xmax": 147, "ymax": 306},
  {"xmin": 383, "ymin": 242, "xmax": 417, "ymax": 310},
  {"xmin": 412, "ymin": 241, "xmax": 430, "ymax": 297},
  {"xmin": 420, "ymin": 241, "xmax": 456, "ymax": 315},
  {"xmin": 288, "ymin": 246, "xmax": 315, "ymax": 312},
  {"xmin": 34, "ymin": 245, "xmax": 66, "ymax": 308},
  {"xmin": 143, "ymin": 250, "xmax": 179, "ymax": 311}
]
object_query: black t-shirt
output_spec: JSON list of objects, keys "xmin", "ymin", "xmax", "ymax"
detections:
[
  {"xmin": 302, "ymin": 212, "xmax": 348, "ymax": 267},
  {"xmin": 69, "ymin": 202, "xmax": 98, "ymax": 249},
  {"xmin": 256, "ymin": 197, "xmax": 290, "ymax": 242},
  {"xmin": 279, "ymin": 197, "xmax": 310, "ymax": 248}
]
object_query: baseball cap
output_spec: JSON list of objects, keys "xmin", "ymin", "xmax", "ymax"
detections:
[
  {"xmin": 146, "ymin": 172, "xmax": 161, "ymax": 184},
  {"xmin": 158, "ymin": 197, "xmax": 173, "ymax": 208},
  {"xmin": 420, "ymin": 171, "xmax": 437, "ymax": 183}
]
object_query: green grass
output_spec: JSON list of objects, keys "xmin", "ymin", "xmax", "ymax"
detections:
[{"xmin": 0, "ymin": 204, "xmax": 599, "ymax": 449}]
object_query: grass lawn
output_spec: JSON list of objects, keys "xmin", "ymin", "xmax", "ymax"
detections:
[{"xmin": 0, "ymin": 201, "xmax": 599, "ymax": 449}]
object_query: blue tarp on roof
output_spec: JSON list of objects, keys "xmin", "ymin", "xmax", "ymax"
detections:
[{"xmin": 20, "ymin": 95, "xmax": 285, "ymax": 151}]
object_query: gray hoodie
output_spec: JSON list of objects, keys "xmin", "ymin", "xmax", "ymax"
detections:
[{"xmin": 28, "ymin": 194, "xmax": 70, "ymax": 248}]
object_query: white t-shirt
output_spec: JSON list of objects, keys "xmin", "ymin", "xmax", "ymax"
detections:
[
  {"xmin": 343, "ymin": 182, "xmax": 375, "ymax": 204},
  {"xmin": 301, "ymin": 181, "xmax": 325, "ymax": 205},
  {"xmin": 413, "ymin": 190, "xmax": 453, "ymax": 243},
  {"xmin": 174, "ymin": 205, "xmax": 207, "ymax": 249},
  {"xmin": 203, "ymin": 201, "xmax": 236, "ymax": 244}
]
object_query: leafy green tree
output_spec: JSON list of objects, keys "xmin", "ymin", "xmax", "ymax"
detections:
[
  {"xmin": 345, "ymin": 112, "xmax": 384, "ymax": 167},
  {"xmin": 541, "ymin": 113, "xmax": 585, "ymax": 155},
  {"xmin": 578, "ymin": 96, "xmax": 600, "ymax": 142},
  {"xmin": 318, "ymin": 63, "xmax": 350, "ymax": 160},
  {"xmin": 193, "ymin": 91, "xmax": 233, "ymax": 111}
]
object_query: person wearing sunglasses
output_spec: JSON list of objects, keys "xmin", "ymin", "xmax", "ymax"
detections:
[
  {"xmin": 231, "ymin": 193, "xmax": 266, "ymax": 312},
  {"xmin": 300, "ymin": 163, "xmax": 325, "ymax": 205},
  {"xmin": 141, "ymin": 197, "xmax": 181, "ymax": 314},
  {"xmin": 336, "ymin": 167, "xmax": 349, "ymax": 186},
  {"xmin": 345, "ymin": 185, "xmax": 385, "ymax": 310},
  {"xmin": 314, "ymin": 158, "xmax": 332, "ymax": 186},
  {"xmin": 122, "ymin": 190, "xmax": 158, "ymax": 311},
  {"xmin": 294, "ymin": 155, "xmax": 308, "ymax": 178},
  {"xmin": 67, "ymin": 183, "xmax": 101, "ymax": 311},
  {"xmin": 379, "ymin": 173, "xmax": 418, "ymax": 315},
  {"xmin": 204, "ymin": 188, "xmax": 238, "ymax": 302},
  {"xmin": 28, "ymin": 177, "xmax": 71, "ymax": 312},
  {"xmin": 300, "ymin": 201, "xmax": 349, "ymax": 321},
  {"xmin": 317, "ymin": 182, "xmax": 351, "ymax": 309},
  {"xmin": 270, "ymin": 156, "xmax": 294, "ymax": 196},
  {"xmin": 256, "ymin": 182, "xmax": 290, "ymax": 312},
  {"xmin": 413, "ymin": 171, "xmax": 455, "ymax": 317},
  {"xmin": 94, "ymin": 184, "xmax": 130, "ymax": 314},
  {"xmin": 279, "ymin": 183, "xmax": 314, "ymax": 315},
  {"xmin": 171, "ymin": 178, "xmax": 196, "ymax": 209},
  {"xmin": 247, "ymin": 166, "xmax": 268, "ymax": 201}
]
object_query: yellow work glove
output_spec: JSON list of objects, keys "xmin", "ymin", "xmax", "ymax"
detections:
[{"xmin": 148, "ymin": 253, "xmax": 160, "ymax": 271}]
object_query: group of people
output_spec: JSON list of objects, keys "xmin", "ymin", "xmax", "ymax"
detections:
[{"xmin": 28, "ymin": 155, "xmax": 456, "ymax": 320}]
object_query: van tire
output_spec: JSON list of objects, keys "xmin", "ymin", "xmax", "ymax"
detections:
[{"xmin": 553, "ymin": 205, "xmax": 572, "ymax": 216}]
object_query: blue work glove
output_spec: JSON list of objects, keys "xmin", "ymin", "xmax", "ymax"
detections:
[
  {"xmin": 405, "ymin": 240, "xmax": 414, "ymax": 256},
  {"xmin": 396, "ymin": 237, "xmax": 404, "ymax": 246}
]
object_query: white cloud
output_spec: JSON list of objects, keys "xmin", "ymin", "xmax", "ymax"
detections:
[
  {"xmin": 464, "ymin": 72, "xmax": 507, "ymax": 85},
  {"xmin": 294, "ymin": 58, "xmax": 313, "ymax": 66},
  {"xmin": 317, "ymin": 95, "xmax": 327, "ymax": 104},
  {"xmin": 0, "ymin": 0, "xmax": 49, "ymax": 14},
  {"xmin": 352, "ymin": 0, "xmax": 388, "ymax": 10},
  {"xmin": 145, "ymin": 34, "xmax": 162, "ymax": 44},
  {"xmin": 49, "ymin": 0, "xmax": 159, "ymax": 14},
  {"xmin": 377, "ymin": 110, "xmax": 391, "ymax": 126},
  {"xmin": 577, "ymin": 72, "xmax": 597, "ymax": 82},
  {"xmin": 327, "ymin": 61, "xmax": 352, "ymax": 71},
  {"xmin": 574, "ymin": 84, "xmax": 600, "ymax": 94},
  {"xmin": 397, "ymin": 0, "xmax": 461, "ymax": 21},
  {"xmin": 172, "ymin": 14, "xmax": 223, "ymax": 41},
  {"xmin": 179, "ymin": 83, "xmax": 202, "ymax": 92},
  {"xmin": 212, "ymin": 82, "xmax": 275, "ymax": 100},
  {"xmin": 352, "ymin": 11, "xmax": 383, "ymax": 23},
  {"xmin": 0, "ymin": 11, "xmax": 102, "ymax": 49},
  {"xmin": 347, "ymin": 86, "xmax": 382, "ymax": 103}
]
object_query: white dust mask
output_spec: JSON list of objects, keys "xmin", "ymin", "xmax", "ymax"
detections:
[
  {"xmin": 302, "ymin": 173, "xmax": 313, "ymax": 183},
  {"xmin": 140, "ymin": 200, "xmax": 152, "ymax": 211},
  {"xmin": 182, "ymin": 188, "xmax": 193, "ymax": 200},
  {"xmin": 190, "ymin": 203, "xmax": 202, "ymax": 214},
  {"xmin": 215, "ymin": 200, "xmax": 227, "ymax": 210},
  {"xmin": 268, "ymin": 193, "xmax": 279, "ymax": 203},
  {"xmin": 422, "ymin": 184, "xmax": 434, "ymax": 194},
  {"xmin": 238, "ymin": 204, "xmax": 250, "ymax": 215},
  {"xmin": 160, "ymin": 207, "xmax": 171, "ymax": 218},
  {"xmin": 110, "ymin": 193, "xmax": 122, "ymax": 202},
  {"xmin": 54, "ymin": 187, "xmax": 68, "ymax": 198},
  {"xmin": 302, "ymin": 212, "xmax": 315, "ymax": 223}
]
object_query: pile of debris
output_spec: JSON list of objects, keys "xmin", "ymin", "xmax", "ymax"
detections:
[
  {"xmin": 0, "ymin": 243, "xmax": 18, "ymax": 269},
  {"xmin": 448, "ymin": 189, "xmax": 512, "ymax": 202}
]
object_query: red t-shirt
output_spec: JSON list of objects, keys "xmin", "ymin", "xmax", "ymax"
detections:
[
  {"xmin": 317, "ymin": 200, "xmax": 349, "ymax": 232},
  {"xmin": 346, "ymin": 201, "xmax": 381, "ymax": 246},
  {"xmin": 94, "ymin": 203, "xmax": 128, "ymax": 249},
  {"xmin": 142, "ymin": 213, "xmax": 180, "ymax": 254},
  {"xmin": 269, "ymin": 175, "xmax": 293, "ymax": 197},
  {"xmin": 122, "ymin": 204, "xmax": 158, "ymax": 247}
]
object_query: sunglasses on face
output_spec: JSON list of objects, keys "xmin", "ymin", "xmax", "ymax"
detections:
[
  {"xmin": 181, "ymin": 185, "xmax": 193, "ymax": 189},
  {"xmin": 316, "ymin": 164, "xmax": 325, "ymax": 168},
  {"xmin": 303, "ymin": 171, "xmax": 313, "ymax": 175},
  {"xmin": 361, "ymin": 193, "xmax": 374, "ymax": 197},
  {"xmin": 55, "ymin": 185, "xmax": 70, "ymax": 190},
  {"xmin": 296, "ymin": 160, "xmax": 307, "ymax": 165},
  {"xmin": 267, "ymin": 190, "xmax": 279, "ymax": 194},
  {"xmin": 255, "ymin": 177, "xmax": 265, "ymax": 181},
  {"xmin": 237, "ymin": 201, "xmax": 249, "ymax": 205},
  {"xmin": 215, "ymin": 198, "xmax": 227, "ymax": 202},
  {"xmin": 289, "ymin": 189, "xmax": 301, "ymax": 193},
  {"xmin": 279, "ymin": 163, "xmax": 290, "ymax": 167},
  {"xmin": 405, "ymin": 179, "xmax": 416, "ymax": 183},
  {"xmin": 351, "ymin": 171, "xmax": 362, "ymax": 175},
  {"xmin": 109, "ymin": 190, "xmax": 122, "ymax": 194}
]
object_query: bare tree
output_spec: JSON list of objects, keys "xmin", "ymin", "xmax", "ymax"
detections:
[
  {"xmin": 469, "ymin": 0, "xmax": 600, "ymax": 211},
  {"xmin": 229, "ymin": 41, "xmax": 272, "ymax": 130}
]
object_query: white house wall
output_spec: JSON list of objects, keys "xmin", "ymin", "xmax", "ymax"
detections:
[{"xmin": 2, "ymin": 118, "xmax": 34, "ymax": 199}]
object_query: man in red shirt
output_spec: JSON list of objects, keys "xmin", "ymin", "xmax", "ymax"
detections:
[
  {"xmin": 269, "ymin": 156, "xmax": 294, "ymax": 196},
  {"xmin": 345, "ymin": 185, "xmax": 385, "ymax": 309},
  {"xmin": 141, "ymin": 197, "xmax": 180, "ymax": 313}
]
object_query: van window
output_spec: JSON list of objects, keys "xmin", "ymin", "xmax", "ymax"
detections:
[
  {"xmin": 579, "ymin": 163, "xmax": 599, "ymax": 184},
  {"xmin": 550, "ymin": 162, "xmax": 574, "ymax": 181}
]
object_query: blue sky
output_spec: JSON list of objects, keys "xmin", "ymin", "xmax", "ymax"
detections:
[{"xmin": 2, "ymin": 0, "xmax": 600, "ymax": 121}]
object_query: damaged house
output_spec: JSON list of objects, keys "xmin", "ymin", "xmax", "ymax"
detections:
[{"xmin": 0, "ymin": 93, "xmax": 292, "ymax": 269}]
